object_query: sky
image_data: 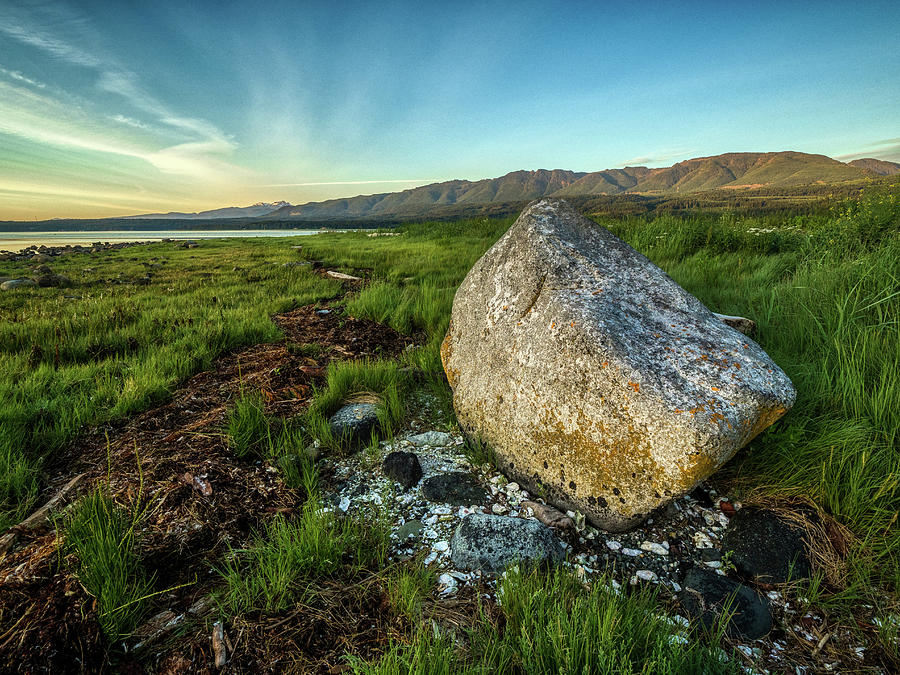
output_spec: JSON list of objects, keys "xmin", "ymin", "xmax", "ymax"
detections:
[{"xmin": 0, "ymin": 1, "xmax": 898, "ymax": 220}]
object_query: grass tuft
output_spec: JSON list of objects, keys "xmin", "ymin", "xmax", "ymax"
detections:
[
  {"xmin": 62, "ymin": 485, "xmax": 154, "ymax": 640},
  {"xmin": 220, "ymin": 493, "xmax": 390, "ymax": 614}
]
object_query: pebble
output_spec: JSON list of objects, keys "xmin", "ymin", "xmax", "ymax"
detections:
[
  {"xmin": 631, "ymin": 569, "xmax": 659, "ymax": 584},
  {"xmin": 437, "ymin": 573, "xmax": 458, "ymax": 596},
  {"xmin": 605, "ymin": 540, "xmax": 622, "ymax": 552},
  {"xmin": 433, "ymin": 540, "xmax": 449, "ymax": 552},
  {"xmin": 621, "ymin": 547, "xmax": 643, "ymax": 557},
  {"xmin": 640, "ymin": 541, "xmax": 669, "ymax": 556}
]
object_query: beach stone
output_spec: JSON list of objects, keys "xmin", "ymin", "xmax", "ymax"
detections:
[
  {"xmin": 1, "ymin": 279, "xmax": 38, "ymax": 291},
  {"xmin": 679, "ymin": 566, "xmax": 772, "ymax": 640},
  {"xmin": 422, "ymin": 472, "xmax": 487, "ymax": 506},
  {"xmin": 407, "ymin": 430, "xmax": 453, "ymax": 447},
  {"xmin": 450, "ymin": 513, "xmax": 564, "ymax": 574},
  {"xmin": 329, "ymin": 403, "xmax": 380, "ymax": 448},
  {"xmin": 397, "ymin": 519, "xmax": 424, "ymax": 541},
  {"xmin": 31, "ymin": 253, "xmax": 52, "ymax": 263},
  {"xmin": 721, "ymin": 507, "xmax": 812, "ymax": 584},
  {"xmin": 441, "ymin": 198, "xmax": 796, "ymax": 531},
  {"xmin": 382, "ymin": 451, "xmax": 422, "ymax": 489}
]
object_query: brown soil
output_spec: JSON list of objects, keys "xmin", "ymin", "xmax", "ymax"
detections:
[{"xmin": 0, "ymin": 303, "xmax": 416, "ymax": 674}]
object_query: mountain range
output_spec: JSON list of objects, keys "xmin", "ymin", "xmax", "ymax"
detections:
[
  {"xmin": 127, "ymin": 201, "xmax": 292, "ymax": 220},
  {"xmin": 116, "ymin": 152, "xmax": 899, "ymax": 223},
  {"xmin": 255, "ymin": 152, "xmax": 898, "ymax": 222}
]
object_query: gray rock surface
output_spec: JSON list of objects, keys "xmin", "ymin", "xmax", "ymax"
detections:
[
  {"xmin": 721, "ymin": 508, "xmax": 812, "ymax": 584},
  {"xmin": 422, "ymin": 472, "xmax": 488, "ymax": 506},
  {"xmin": 407, "ymin": 431, "xmax": 453, "ymax": 447},
  {"xmin": 396, "ymin": 519, "xmax": 424, "ymax": 541},
  {"xmin": 442, "ymin": 198, "xmax": 796, "ymax": 531},
  {"xmin": 1, "ymin": 279, "xmax": 38, "ymax": 291},
  {"xmin": 450, "ymin": 513, "xmax": 564, "ymax": 574},
  {"xmin": 329, "ymin": 403, "xmax": 380, "ymax": 448},
  {"xmin": 679, "ymin": 566, "xmax": 772, "ymax": 640}
]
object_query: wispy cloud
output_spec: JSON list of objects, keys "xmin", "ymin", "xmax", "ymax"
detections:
[
  {"xmin": 618, "ymin": 148, "xmax": 694, "ymax": 167},
  {"xmin": 262, "ymin": 179, "xmax": 442, "ymax": 187},
  {"xmin": 0, "ymin": 66, "xmax": 46, "ymax": 88},
  {"xmin": 836, "ymin": 138, "xmax": 900, "ymax": 162},
  {"xmin": 0, "ymin": 1, "xmax": 241, "ymax": 181},
  {"xmin": 109, "ymin": 114, "xmax": 149, "ymax": 130}
]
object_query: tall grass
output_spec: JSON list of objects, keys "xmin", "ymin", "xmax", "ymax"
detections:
[
  {"xmin": 0, "ymin": 237, "xmax": 340, "ymax": 528},
  {"xmin": 225, "ymin": 391, "xmax": 270, "ymax": 458},
  {"xmin": 62, "ymin": 485, "xmax": 154, "ymax": 639},
  {"xmin": 303, "ymin": 359, "xmax": 408, "ymax": 452},
  {"xmin": 220, "ymin": 494, "xmax": 390, "ymax": 614},
  {"xmin": 350, "ymin": 566, "xmax": 736, "ymax": 674}
]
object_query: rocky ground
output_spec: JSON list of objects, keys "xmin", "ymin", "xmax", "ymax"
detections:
[{"xmin": 323, "ymin": 403, "xmax": 890, "ymax": 674}]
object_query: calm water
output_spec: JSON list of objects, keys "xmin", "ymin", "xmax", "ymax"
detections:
[{"xmin": 0, "ymin": 229, "xmax": 327, "ymax": 252}]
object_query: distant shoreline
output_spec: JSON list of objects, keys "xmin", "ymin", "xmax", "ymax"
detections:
[{"xmin": 0, "ymin": 229, "xmax": 328, "ymax": 253}]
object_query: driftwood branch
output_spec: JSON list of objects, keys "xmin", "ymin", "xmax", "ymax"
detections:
[{"xmin": 0, "ymin": 473, "xmax": 86, "ymax": 554}]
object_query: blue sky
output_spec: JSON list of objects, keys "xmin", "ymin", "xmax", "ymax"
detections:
[{"xmin": 1, "ymin": 0, "xmax": 898, "ymax": 219}]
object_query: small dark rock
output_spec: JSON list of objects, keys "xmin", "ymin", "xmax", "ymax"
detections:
[
  {"xmin": 36, "ymin": 274, "xmax": 70, "ymax": 287},
  {"xmin": 450, "ymin": 513, "xmax": 564, "ymax": 574},
  {"xmin": 721, "ymin": 507, "xmax": 812, "ymax": 584},
  {"xmin": 699, "ymin": 548, "xmax": 722, "ymax": 562},
  {"xmin": 689, "ymin": 485, "xmax": 715, "ymax": 507},
  {"xmin": 678, "ymin": 566, "xmax": 772, "ymax": 640},
  {"xmin": 422, "ymin": 472, "xmax": 488, "ymax": 506},
  {"xmin": 382, "ymin": 451, "xmax": 422, "ymax": 489},
  {"xmin": 329, "ymin": 403, "xmax": 380, "ymax": 449}
]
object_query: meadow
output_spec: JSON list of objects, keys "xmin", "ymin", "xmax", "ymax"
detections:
[{"xmin": 0, "ymin": 181, "xmax": 897, "ymax": 670}]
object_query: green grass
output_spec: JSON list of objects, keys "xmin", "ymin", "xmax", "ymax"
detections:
[
  {"xmin": 3, "ymin": 184, "xmax": 899, "ymax": 669},
  {"xmin": 0, "ymin": 237, "xmax": 340, "ymax": 528},
  {"xmin": 350, "ymin": 566, "xmax": 737, "ymax": 674},
  {"xmin": 225, "ymin": 390, "xmax": 271, "ymax": 458},
  {"xmin": 219, "ymin": 494, "xmax": 390, "ymax": 614},
  {"xmin": 383, "ymin": 561, "xmax": 435, "ymax": 623},
  {"xmin": 62, "ymin": 485, "xmax": 154, "ymax": 640}
]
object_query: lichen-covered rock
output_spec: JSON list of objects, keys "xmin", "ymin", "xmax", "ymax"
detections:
[
  {"xmin": 450, "ymin": 513, "xmax": 564, "ymax": 574},
  {"xmin": 441, "ymin": 199, "xmax": 795, "ymax": 531},
  {"xmin": 329, "ymin": 403, "xmax": 379, "ymax": 448}
]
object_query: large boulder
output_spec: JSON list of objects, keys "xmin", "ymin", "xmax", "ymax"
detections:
[{"xmin": 441, "ymin": 199, "xmax": 795, "ymax": 531}]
